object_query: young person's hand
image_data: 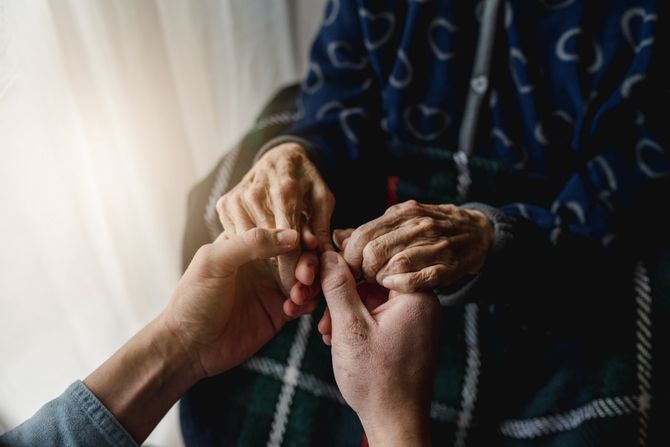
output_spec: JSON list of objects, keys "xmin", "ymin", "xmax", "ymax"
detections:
[
  {"xmin": 162, "ymin": 228, "xmax": 317, "ymax": 376},
  {"xmin": 320, "ymin": 251, "xmax": 441, "ymax": 447},
  {"xmin": 84, "ymin": 228, "xmax": 311, "ymax": 443}
]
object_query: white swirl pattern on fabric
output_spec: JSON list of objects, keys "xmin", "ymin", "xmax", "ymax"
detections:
[
  {"xmin": 389, "ymin": 49, "xmax": 413, "ymax": 89},
  {"xmin": 636, "ymin": 138, "xmax": 669, "ymax": 179},
  {"xmin": 358, "ymin": 8, "xmax": 395, "ymax": 51},
  {"xmin": 404, "ymin": 104, "xmax": 450, "ymax": 141},
  {"xmin": 621, "ymin": 74, "xmax": 645, "ymax": 99},
  {"xmin": 621, "ymin": 8, "xmax": 657, "ymax": 53},
  {"xmin": 323, "ymin": 0, "xmax": 340, "ymax": 27},
  {"xmin": 510, "ymin": 48, "xmax": 534, "ymax": 94},
  {"xmin": 556, "ymin": 27, "xmax": 603, "ymax": 74},
  {"xmin": 316, "ymin": 100, "xmax": 344, "ymax": 119},
  {"xmin": 429, "ymin": 17, "xmax": 458, "ymax": 61},
  {"xmin": 327, "ymin": 41, "xmax": 367, "ymax": 70},
  {"xmin": 339, "ymin": 107, "xmax": 367, "ymax": 143},
  {"xmin": 302, "ymin": 62, "xmax": 324, "ymax": 94}
]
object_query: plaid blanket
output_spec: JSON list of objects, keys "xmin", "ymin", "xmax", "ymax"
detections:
[{"xmin": 179, "ymin": 85, "xmax": 670, "ymax": 447}]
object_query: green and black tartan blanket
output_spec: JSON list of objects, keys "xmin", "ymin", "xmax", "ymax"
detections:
[{"xmin": 179, "ymin": 85, "xmax": 670, "ymax": 447}]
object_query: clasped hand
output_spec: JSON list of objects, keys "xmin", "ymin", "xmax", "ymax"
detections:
[
  {"xmin": 80, "ymin": 227, "xmax": 438, "ymax": 446},
  {"xmin": 164, "ymin": 229, "xmax": 440, "ymax": 445},
  {"xmin": 217, "ymin": 144, "xmax": 492, "ymax": 348}
]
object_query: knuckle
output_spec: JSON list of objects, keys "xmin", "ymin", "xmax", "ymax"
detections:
[
  {"xmin": 244, "ymin": 227, "xmax": 267, "ymax": 246},
  {"xmin": 390, "ymin": 201, "xmax": 406, "ymax": 213},
  {"xmin": 345, "ymin": 229, "xmax": 363, "ymax": 250},
  {"xmin": 216, "ymin": 196, "xmax": 227, "ymax": 214},
  {"xmin": 417, "ymin": 217, "xmax": 438, "ymax": 234},
  {"xmin": 278, "ymin": 179, "xmax": 299, "ymax": 199},
  {"xmin": 362, "ymin": 243, "xmax": 382, "ymax": 270},
  {"xmin": 408, "ymin": 271, "xmax": 424, "ymax": 289},
  {"xmin": 284, "ymin": 144, "xmax": 307, "ymax": 161},
  {"xmin": 424, "ymin": 268, "xmax": 439, "ymax": 284},
  {"xmin": 323, "ymin": 271, "xmax": 350, "ymax": 293},
  {"xmin": 343, "ymin": 231, "xmax": 366, "ymax": 257},
  {"xmin": 390, "ymin": 199, "xmax": 421, "ymax": 217},
  {"xmin": 192, "ymin": 244, "xmax": 215, "ymax": 268},
  {"xmin": 391, "ymin": 252, "xmax": 413, "ymax": 272},
  {"xmin": 419, "ymin": 267, "xmax": 441, "ymax": 287},
  {"xmin": 246, "ymin": 185, "xmax": 265, "ymax": 203},
  {"xmin": 324, "ymin": 190, "xmax": 336, "ymax": 209},
  {"xmin": 404, "ymin": 199, "xmax": 420, "ymax": 211}
]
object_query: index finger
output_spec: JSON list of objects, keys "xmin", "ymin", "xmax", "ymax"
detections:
[
  {"xmin": 310, "ymin": 183, "xmax": 335, "ymax": 252},
  {"xmin": 271, "ymin": 178, "xmax": 302, "ymax": 232}
]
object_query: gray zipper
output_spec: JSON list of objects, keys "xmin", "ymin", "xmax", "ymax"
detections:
[{"xmin": 456, "ymin": 0, "xmax": 504, "ymax": 201}]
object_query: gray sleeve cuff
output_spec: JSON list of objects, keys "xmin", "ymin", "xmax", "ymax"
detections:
[
  {"xmin": 253, "ymin": 135, "xmax": 327, "ymax": 175},
  {"xmin": 436, "ymin": 202, "xmax": 515, "ymax": 306},
  {"xmin": 0, "ymin": 381, "xmax": 138, "ymax": 447}
]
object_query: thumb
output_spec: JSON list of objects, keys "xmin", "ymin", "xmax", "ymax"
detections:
[
  {"xmin": 211, "ymin": 228, "xmax": 299, "ymax": 272},
  {"xmin": 320, "ymin": 251, "xmax": 370, "ymax": 331}
]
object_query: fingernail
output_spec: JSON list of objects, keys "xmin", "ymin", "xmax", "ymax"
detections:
[
  {"xmin": 382, "ymin": 275, "xmax": 396, "ymax": 289},
  {"xmin": 276, "ymin": 229, "xmax": 298, "ymax": 245},
  {"xmin": 323, "ymin": 251, "xmax": 339, "ymax": 266},
  {"xmin": 332, "ymin": 233, "xmax": 343, "ymax": 250}
]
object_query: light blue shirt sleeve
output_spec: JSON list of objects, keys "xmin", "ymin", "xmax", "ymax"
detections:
[{"xmin": 0, "ymin": 381, "xmax": 138, "ymax": 447}]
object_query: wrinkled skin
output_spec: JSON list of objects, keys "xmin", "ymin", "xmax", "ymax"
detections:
[
  {"xmin": 216, "ymin": 143, "xmax": 334, "ymax": 317},
  {"xmin": 320, "ymin": 200, "xmax": 492, "ymax": 344}
]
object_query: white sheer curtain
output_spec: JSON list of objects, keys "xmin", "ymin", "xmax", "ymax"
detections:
[{"xmin": 0, "ymin": 0, "xmax": 325, "ymax": 444}]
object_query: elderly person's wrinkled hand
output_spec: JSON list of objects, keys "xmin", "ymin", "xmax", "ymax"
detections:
[
  {"xmin": 337, "ymin": 200, "xmax": 493, "ymax": 292},
  {"xmin": 161, "ymin": 228, "xmax": 315, "ymax": 377},
  {"xmin": 216, "ymin": 142, "xmax": 334, "ymax": 317}
]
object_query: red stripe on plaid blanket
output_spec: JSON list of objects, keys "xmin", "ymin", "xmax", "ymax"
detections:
[{"xmin": 387, "ymin": 176, "xmax": 399, "ymax": 206}]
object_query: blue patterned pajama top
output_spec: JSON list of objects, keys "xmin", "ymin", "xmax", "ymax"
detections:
[{"xmin": 275, "ymin": 0, "xmax": 668, "ymax": 256}]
